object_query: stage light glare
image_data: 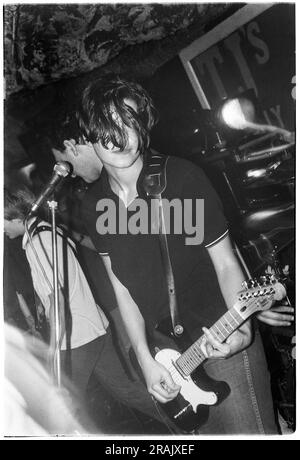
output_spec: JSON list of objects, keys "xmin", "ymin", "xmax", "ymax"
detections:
[
  {"xmin": 221, "ymin": 98, "xmax": 248, "ymax": 129},
  {"xmin": 246, "ymin": 168, "xmax": 267, "ymax": 179}
]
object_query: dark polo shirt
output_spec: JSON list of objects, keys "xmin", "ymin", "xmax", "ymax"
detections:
[{"xmin": 82, "ymin": 152, "xmax": 228, "ymax": 341}]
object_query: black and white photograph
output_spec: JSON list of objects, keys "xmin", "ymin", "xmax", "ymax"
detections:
[{"xmin": 2, "ymin": 2, "xmax": 296, "ymax": 441}]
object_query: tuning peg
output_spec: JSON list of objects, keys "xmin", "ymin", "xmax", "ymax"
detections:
[
  {"xmin": 245, "ymin": 280, "xmax": 251, "ymax": 289},
  {"xmin": 242, "ymin": 281, "xmax": 248, "ymax": 289},
  {"xmin": 239, "ymin": 292, "xmax": 252, "ymax": 300},
  {"xmin": 258, "ymin": 276, "xmax": 266, "ymax": 286}
]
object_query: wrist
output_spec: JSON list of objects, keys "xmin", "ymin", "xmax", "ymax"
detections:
[
  {"xmin": 136, "ymin": 348, "xmax": 154, "ymax": 369},
  {"xmin": 239, "ymin": 320, "xmax": 252, "ymax": 335}
]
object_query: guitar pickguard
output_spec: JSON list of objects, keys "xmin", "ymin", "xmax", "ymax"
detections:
[{"xmin": 155, "ymin": 348, "xmax": 218, "ymax": 412}]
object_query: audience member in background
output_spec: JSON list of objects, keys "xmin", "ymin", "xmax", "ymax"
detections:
[
  {"xmin": 4, "ymin": 323, "xmax": 92, "ymax": 436},
  {"xmin": 4, "ymin": 187, "xmax": 165, "ymax": 427},
  {"xmin": 3, "ymin": 234, "xmax": 37, "ymax": 333}
]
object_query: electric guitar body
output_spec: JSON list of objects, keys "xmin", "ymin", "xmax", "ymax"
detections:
[
  {"xmin": 150, "ymin": 320, "xmax": 230, "ymax": 432},
  {"xmin": 130, "ymin": 276, "xmax": 286, "ymax": 433}
]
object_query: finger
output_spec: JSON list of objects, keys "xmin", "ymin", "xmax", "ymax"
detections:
[
  {"xmin": 162, "ymin": 384, "xmax": 181, "ymax": 397},
  {"xmin": 258, "ymin": 312, "xmax": 293, "ymax": 321},
  {"xmin": 151, "ymin": 383, "xmax": 178, "ymax": 402},
  {"xmin": 200, "ymin": 336, "xmax": 209, "ymax": 358},
  {"xmin": 270, "ymin": 306, "xmax": 294, "ymax": 314},
  {"xmin": 259, "ymin": 318, "xmax": 292, "ymax": 327},
  {"xmin": 258, "ymin": 311, "xmax": 294, "ymax": 322},
  {"xmin": 207, "ymin": 349, "xmax": 228, "ymax": 359},
  {"xmin": 202, "ymin": 327, "xmax": 228, "ymax": 353},
  {"xmin": 257, "ymin": 314, "xmax": 292, "ymax": 327},
  {"xmin": 200, "ymin": 336, "xmax": 216, "ymax": 358},
  {"xmin": 206, "ymin": 343, "xmax": 214, "ymax": 357},
  {"xmin": 162, "ymin": 372, "xmax": 181, "ymax": 391},
  {"xmin": 149, "ymin": 388, "xmax": 171, "ymax": 404}
]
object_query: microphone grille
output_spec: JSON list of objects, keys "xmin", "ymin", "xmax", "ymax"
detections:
[{"xmin": 54, "ymin": 161, "xmax": 73, "ymax": 177}]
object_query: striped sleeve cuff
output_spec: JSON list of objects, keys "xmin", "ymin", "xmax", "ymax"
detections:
[{"xmin": 205, "ymin": 229, "xmax": 229, "ymax": 248}]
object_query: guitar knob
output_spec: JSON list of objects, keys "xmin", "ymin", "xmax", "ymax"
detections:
[{"xmin": 174, "ymin": 325, "xmax": 184, "ymax": 336}]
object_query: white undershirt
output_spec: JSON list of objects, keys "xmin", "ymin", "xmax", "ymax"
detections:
[{"xmin": 23, "ymin": 221, "xmax": 109, "ymax": 350}]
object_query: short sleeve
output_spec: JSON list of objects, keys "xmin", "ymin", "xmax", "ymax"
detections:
[
  {"xmin": 27, "ymin": 231, "xmax": 77, "ymax": 294},
  {"xmin": 181, "ymin": 163, "xmax": 228, "ymax": 247}
]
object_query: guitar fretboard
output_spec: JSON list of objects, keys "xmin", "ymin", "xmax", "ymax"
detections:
[{"xmin": 176, "ymin": 307, "xmax": 244, "ymax": 376}]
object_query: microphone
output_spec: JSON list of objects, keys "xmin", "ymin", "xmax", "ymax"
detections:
[{"xmin": 29, "ymin": 161, "xmax": 72, "ymax": 214}]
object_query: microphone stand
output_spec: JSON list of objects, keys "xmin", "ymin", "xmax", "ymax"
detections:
[
  {"xmin": 48, "ymin": 199, "xmax": 62, "ymax": 388},
  {"xmin": 24, "ymin": 162, "xmax": 72, "ymax": 388}
]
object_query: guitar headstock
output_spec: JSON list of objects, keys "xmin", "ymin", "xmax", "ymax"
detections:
[{"xmin": 235, "ymin": 275, "xmax": 286, "ymax": 320}]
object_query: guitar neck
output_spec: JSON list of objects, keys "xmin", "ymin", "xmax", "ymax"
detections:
[
  {"xmin": 174, "ymin": 276, "xmax": 284, "ymax": 377},
  {"xmin": 176, "ymin": 306, "xmax": 245, "ymax": 376}
]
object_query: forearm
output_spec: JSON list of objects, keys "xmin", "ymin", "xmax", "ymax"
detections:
[
  {"xmin": 216, "ymin": 261, "xmax": 251, "ymax": 335},
  {"xmin": 112, "ymin": 285, "xmax": 153, "ymax": 366},
  {"xmin": 215, "ymin": 257, "xmax": 244, "ymax": 309},
  {"xmin": 101, "ymin": 255, "xmax": 152, "ymax": 363},
  {"xmin": 101, "ymin": 255, "xmax": 180, "ymax": 401},
  {"xmin": 208, "ymin": 236, "xmax": 252, "ymax": 342}
]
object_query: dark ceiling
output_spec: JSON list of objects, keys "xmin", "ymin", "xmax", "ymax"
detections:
[
  {"xmin": 4, "ymin": 4, "xmax": 242, "ymax": 99},
  {"xmin": 4, "ymin": 3, "xmax": 243, "ymax": 174}
]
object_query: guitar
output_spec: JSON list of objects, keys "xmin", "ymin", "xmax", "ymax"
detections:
[{"xmin": 132, "ymin": 275, "xmax": 286, "ymax": 433}]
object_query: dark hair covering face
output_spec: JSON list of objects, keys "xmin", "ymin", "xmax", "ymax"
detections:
[{"xmin": 77, "ymin": 76, "xmax": 158, "ymax": 154}]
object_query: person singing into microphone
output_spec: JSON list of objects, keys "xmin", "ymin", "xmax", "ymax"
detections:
[{"xmin": 3, "ymin": 186, "xmax": 165, "ymax": 427}]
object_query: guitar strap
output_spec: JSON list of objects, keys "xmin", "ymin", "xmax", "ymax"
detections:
[
  {"xmin": 142, "ymin": 151, "xmax": 184, "ymax": 337},
  {"xmin": 30, "ymin": 223, "xmax": 78, "ymax": 259}
]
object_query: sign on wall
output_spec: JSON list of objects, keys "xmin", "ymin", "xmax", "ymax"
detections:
[{"xmin": 180, "ymin": 4, "xmax": 295, "ymax": 131}]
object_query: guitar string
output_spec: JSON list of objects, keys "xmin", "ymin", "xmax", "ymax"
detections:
[{"xmin": 163, "ymin": 287, "xmax": 277, "ymax": 378}]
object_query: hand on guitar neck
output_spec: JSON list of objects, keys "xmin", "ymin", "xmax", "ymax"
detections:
[
  {"xmin": 200, "ymin": 275, "xmax": 286, "ymax": 360},
  {"xmin": 200, "ymin": 322, "xmax": 251, "ymax": 360}
]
